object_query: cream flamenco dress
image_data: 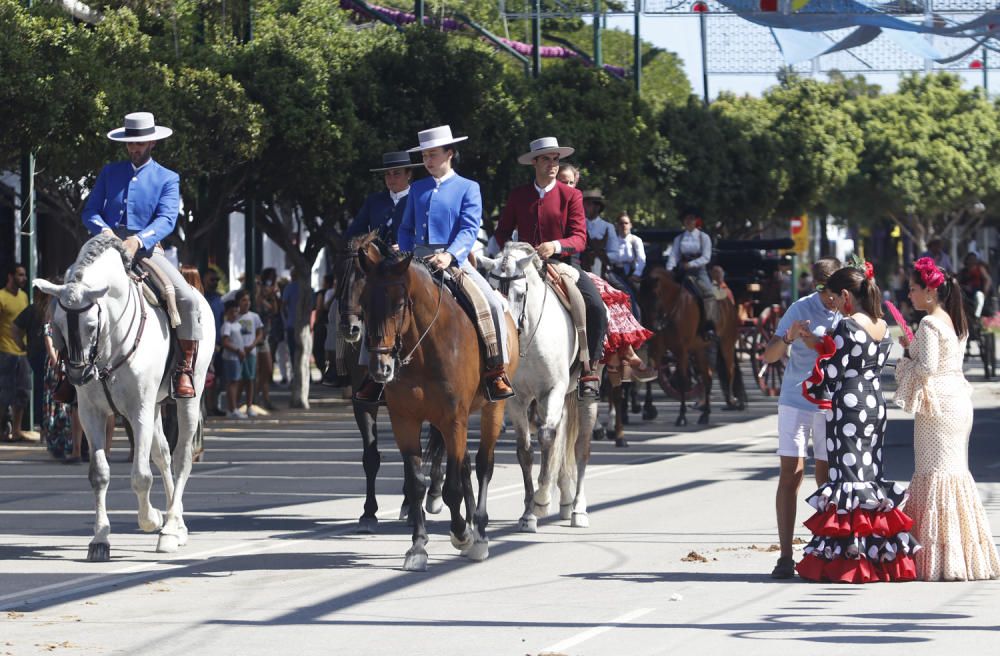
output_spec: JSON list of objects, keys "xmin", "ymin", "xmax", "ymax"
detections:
[{"xmin": 895, "ymin": 315, "xmax": 1000, "ymax": 581}]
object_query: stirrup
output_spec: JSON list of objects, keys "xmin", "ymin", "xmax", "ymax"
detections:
[
  {"xmin": 578, "ymin": 374, "xmax": 600, "ymax": 400},
  {"xmin": 484, "ymin": 370, "xmax": 515, "ymax": 402}
]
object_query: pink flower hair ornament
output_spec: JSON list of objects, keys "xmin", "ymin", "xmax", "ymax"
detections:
[{"xmin": 913, "ymin": 257, "xmax": 945, "ymax": 289}]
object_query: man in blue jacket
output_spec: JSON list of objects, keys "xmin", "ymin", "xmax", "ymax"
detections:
[
  {"xmin": 345, "ymin": 151, "xmax": 422, "ymax": 245},
  {"xmin": 81, "ymin": 112, "xmax": 203, "ymax": 398}
]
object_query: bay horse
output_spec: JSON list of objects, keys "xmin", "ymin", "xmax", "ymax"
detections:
[
  {"xmin": 34, "ymin": 234, "xmax": 214, "ymax": 560},
  {"xmin": 480, "ymin": 243, "xmax": 599, "ymax": 530},
  {"xmin": 358, "ymin": 244, "xmax": 519, "ymax": 571},
  {"xmin": 333, "ymin": 236, "xmax": 444, "ymax": 533},
  {"xmin": 639, "ymin": 265, "xmax": 742, "ymax": 426}
]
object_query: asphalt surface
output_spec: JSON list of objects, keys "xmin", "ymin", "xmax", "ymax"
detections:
[{"xmin": 1, "ymin": 355, "xmax": 998, "ymax": 655}]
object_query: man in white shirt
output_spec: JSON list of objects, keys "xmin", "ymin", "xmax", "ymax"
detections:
[
  {"xmin": 581, "ymin": 189, "xmax": 619, "ymax": 276},
  {"xmin": 609, "ymin": 211, "xmax": 646, "ymax": 316}
]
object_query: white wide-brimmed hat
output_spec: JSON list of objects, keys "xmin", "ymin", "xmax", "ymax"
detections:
[
  {"xmin": 370, "ymin": 151, "xmax": 423, "ymax": 172},
  {"xmin": 107, "ymin": 112, "xmax": 173, "ymax": 142},
  {"xmin": 407, "ymin": 125, "xmax": 468, "ymax": 152},
  {"xmin": 517, "ymin": 136, "xmax": 575, "ymax": 165}
]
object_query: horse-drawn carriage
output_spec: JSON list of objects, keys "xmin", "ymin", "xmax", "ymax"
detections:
[{"xmin": 713, "ymin": 238, "xmax": 795, "ymax": 397}]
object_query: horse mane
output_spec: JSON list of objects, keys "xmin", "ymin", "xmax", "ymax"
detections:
[{"xmin": 71, "ymin": 234, "xmax": 129, "ymax": 283}]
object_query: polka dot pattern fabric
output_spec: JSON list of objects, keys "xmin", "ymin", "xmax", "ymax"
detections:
[
  {"xmin": 798, "ymin": 318, "xmax": 920, "ymax": 583},
  {"xmin": 895, "ymin": 315, "xmax": 1000, "ymax": 581}
]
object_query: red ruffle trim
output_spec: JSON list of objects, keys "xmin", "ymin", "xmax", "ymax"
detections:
[
  {"xmin": 796, "ymin": 553, "xmax": 917, "ymax": 583},
  {"xmin": 803, "ymin": 506, "xmax": 914, "ymax": 538},
  {"xmin": 603, "ymin": 326, "xmax": 654, "ymax": 359},
  {"xmin": 801, "ymin": 333, "xmax": 837, "ymax": 410}
]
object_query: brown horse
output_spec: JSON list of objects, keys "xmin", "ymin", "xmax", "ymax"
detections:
[
  {"xmin": 358, "ymin": 244, "xmax": 519, "ymax": 571},
  {"xmin": 333, "ymin": 236, "xmax": 444, "ymax": 533},
  {"xmin": 640, "ymin": 266, "xmax": 743, "ymax": 425}
]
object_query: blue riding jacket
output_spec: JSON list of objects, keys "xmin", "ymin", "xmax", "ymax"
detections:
[
  {"xmin": 82, "ymin": 159, "xmax": 180, "ymax": 251},
  {"xmin": 398, "ymin": 173, "xmax": 482, "ymax": 264},
  {"xmin": 346, "ymin": 190, "xmax": 406, "ymax": 245}
]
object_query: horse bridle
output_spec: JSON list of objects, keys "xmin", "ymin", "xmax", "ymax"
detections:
[
  {"xmin": 488, "ymin": 257, "xmax": 546, "ymax": 357},
  {"xmin": 365, "ymin": 264, "xmax": 444, "ymax": 368},
  {"xmin": 59, "ymin": 278, "xmax": 146, "ymax": 382}
]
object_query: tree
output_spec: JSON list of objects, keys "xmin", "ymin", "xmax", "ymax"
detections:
[{"xmin": 838, "ymin": 73, "xmax": 1000, "ymax": 255}]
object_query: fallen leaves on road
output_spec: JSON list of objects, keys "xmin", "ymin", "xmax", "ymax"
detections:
[
  {"xmin": 681, "ymin": 550, "xmax": 709, "ymax": 562},
  {"xmin": 6, "ymin": 612, "xmax": 23, "ymax": 620},
  {"xmin": 792, "ymin": 537, "xmax": 807, "ymax": 545}
]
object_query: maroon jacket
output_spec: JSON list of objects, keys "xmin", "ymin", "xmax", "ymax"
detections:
[{"xmin": 496, "ymin": 181, "xmax": 587, "ymax": 256}]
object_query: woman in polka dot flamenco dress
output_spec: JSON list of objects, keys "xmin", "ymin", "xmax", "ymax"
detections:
[{"xmin": 797, "ymin": 263, "xmax": 920, "ymax": 583}]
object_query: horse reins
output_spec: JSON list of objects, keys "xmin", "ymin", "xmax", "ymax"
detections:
[
  {"xmin": 488, "ymin": 254, "xmax": 546, "ymax": 357},
  {"xmin": 60, "ymin": 277, "xmax": 147, "ymax": 382},
  {"xmin": 367, "ymin": 262, "xmax": 445, "ymax": 367}
]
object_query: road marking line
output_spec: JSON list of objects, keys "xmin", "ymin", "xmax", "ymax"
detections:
[{"xmin": 542, "ymin": 607, "xmax": 655, "ymax": 652}]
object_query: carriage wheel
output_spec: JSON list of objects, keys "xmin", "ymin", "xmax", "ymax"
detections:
[
  {"xmin": 753, "ymin": 306, "xmax": 784, "ymax": 396},
  {"xmin": 657, "ymin": 351, "xmax": 704, "ymax": 401}
]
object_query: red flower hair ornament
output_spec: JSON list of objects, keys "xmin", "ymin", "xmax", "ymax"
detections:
[
  {"xmin": 913, "ymin": 257, "xmax": 944, "ymax": 289},
  {"xmin": 863, "ymin": 261, "xmax": 874, "ymax": 280}
]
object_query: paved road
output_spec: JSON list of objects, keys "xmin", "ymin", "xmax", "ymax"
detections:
[{"xmin": 2, "ymin": 359, "xmax": 999, "ymax": 655}]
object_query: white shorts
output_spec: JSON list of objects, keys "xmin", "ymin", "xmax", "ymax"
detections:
[{"xmin": 776, "ymin": 405, "xmax": 828, "ymax": 461}]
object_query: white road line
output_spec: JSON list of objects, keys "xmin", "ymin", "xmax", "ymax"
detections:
[{"xmin": 541, "ymin": 607, "xmax": 656, "ymax": 653}]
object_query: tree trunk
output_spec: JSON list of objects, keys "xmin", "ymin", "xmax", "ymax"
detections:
[{"xmin": 289, "ymin": 269, "xmax": 314, "ymax": 409}]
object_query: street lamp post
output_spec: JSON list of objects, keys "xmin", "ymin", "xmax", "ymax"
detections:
[{"xmin": 693, "ymin": 1, "xmax": 709, "ymax": 104}]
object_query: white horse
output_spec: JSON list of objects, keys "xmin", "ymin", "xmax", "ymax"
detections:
[
  {"xmin": 35, "ymin": 235, "xmax": 214, "ymax": 561},
  {"xmin": 481, "ymin": 242, "xmax": 599, "ymax": 531}
]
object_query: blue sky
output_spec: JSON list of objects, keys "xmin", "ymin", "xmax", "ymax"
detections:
[{"xmin": 602, "ymin": 13, "xmax": 993, "ymax": 98}]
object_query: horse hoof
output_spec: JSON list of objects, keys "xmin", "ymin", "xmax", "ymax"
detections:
[
  {"xmin": 517, "ymin": 516, "xmax": 538, "ymax": 533},
  {"xmin": 698, "ymin": 414, "xmax": 710, "ymax": 425},
  {"xmin": 156, "ymin": 533, "xmax": 180, "ymax": 553},
  {"xmin": 559, "ymin": 503, "xmax": 573, "ymax": 521},
  {"xmin": 139, "ymin": 509, "xmax": 163, "ymax": 533},
  {"xmin": 450, "ymin": 530, "xmax": 474, "ymax": 552},
  {"xmin": 615, "ymin": 438, "xmax": 629, "ymax": 448},
  {"xmin": 403, "ymin": 547, "xmax": 428, "ymax": 572},
  {"xmin": 592, "ymin": 426, "xmax": 607, "ymax": 441},
  {"xmin": 87, "ymin": 542, "xmax": 110, "ymax": 562},
  {"xmin": 642, "ymin": 406, "xmax": 658, "ymax": 421},
  {"xmin": 398, "ymin": 504, "xmax": 409, "ymax": 522},
  {"xmin": 532, "ymin": 500, "xmax": 550, "ymax": 517},
  {"xmin": 357, "ymin": 515, "xmax": 379, "ymax": 534},
  {"xmin": 464, "ymin": 540, "xmax": 489, "ymax": 562},
  {"xmin": 675, "ymin": 416, "xmax": 687, "ymax": 427},
  {"xmin": 571, "ymin": 512, "xmax": 590, "ymax": 528},
  {"xmin": 631, "ymin": 401, "xmax": 642, "ymax": 414},
  {"xmin": 425, "ymin": 494, "xmax": 443, "ymax": 515}
]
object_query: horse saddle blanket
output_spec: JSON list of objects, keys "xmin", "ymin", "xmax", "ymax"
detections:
[
  {"xmin": 543, "ymin": 261, "xmax": 579, "ymax": 314},
  {"xmin": 132, "ymin": 258, "xmax": 181, "ymax": 328}
]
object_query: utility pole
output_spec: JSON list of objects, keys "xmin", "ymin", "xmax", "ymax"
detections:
[
  {"xmin": 415, "ymin": 0, "xmax": 424, "ymax": 26},
  {"xmin": 694, "ymin": 1, "xmax": 709, "ymax": 104},
  {"xmin": 593, "ymin": 0, "xmax": 602, "ymax": 69},
  {"xmin": 532, "ymin": 0, "xmax": 541, "ymax": 77},
  {"xmin": 21, "ymin": 0, "xmax": 36, "ymax": 432},
  {"xmin": 245, "ymin": 0, "xmax": 257, "ymax": 307},
  {"xmin": 633, "ymin": 1, "xmax": 641, "ymax": 94}
]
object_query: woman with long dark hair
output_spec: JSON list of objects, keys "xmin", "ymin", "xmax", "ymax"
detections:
[
  {"xmin": 797, "ymin": 261, "xmax": 920, "ymax": 583},
  {"xmin": 895, "ymin": 258, "xmax": 999, "ymax": 581}
]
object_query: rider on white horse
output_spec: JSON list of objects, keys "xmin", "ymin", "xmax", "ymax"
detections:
[
  {"xmin": 81, "ymin": 112, "xmax": 203, "ymax": 398},
  {"xmin": 495, "ymin": 137, "xmax": 607, "ymax": 398}
]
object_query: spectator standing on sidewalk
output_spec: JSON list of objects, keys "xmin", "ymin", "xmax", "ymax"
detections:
[
  {"xmin": 220, "ymin": 301, "xmax": 245, "ymax": 418},
  {"xmin": 1, "ymin": 263, "xmax": 31, "ymax": 442},
  {"xmin": 13, "ymin": 286, "xmax": 51, "ymax": 437},
  {"xmin": 235, "ymin": 290, "xmax": 263, "ymax": 418},
  {"xmin": 762, "ymin": 256, "xmax": 841, "ymax": 579}
]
